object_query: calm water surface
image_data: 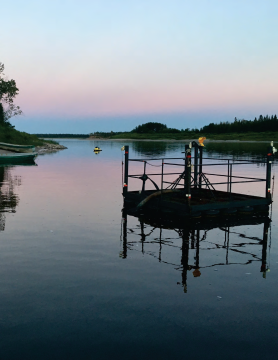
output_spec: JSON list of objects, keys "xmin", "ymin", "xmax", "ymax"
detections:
[{"xmin": 0, "ymin": 140, "xmax": 277, "ymax": 360}]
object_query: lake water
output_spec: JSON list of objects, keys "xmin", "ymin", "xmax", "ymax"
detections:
[{"xmin": 0, "ymin": 140, "xmax": 277, "ymax": 360}]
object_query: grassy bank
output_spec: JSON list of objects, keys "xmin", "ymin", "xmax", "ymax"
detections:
[
  {"xmin": 0, "ymin": 125, "xmax": 48, "ymax": 146},
  {"xmin": 108, "ymin": 131, "xmax": 278, "ymax": 141}
]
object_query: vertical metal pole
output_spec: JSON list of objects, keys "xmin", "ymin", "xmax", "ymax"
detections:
[
  {"xmin": 184, "ymin": 146, "xmax": 187, "ymax": 192},
  {"xmin": 194, "ymin": 145, "xmax": 198, "ymax": 188},
  {"xmin": 229, "ymin": 164, "xmax": 233, "ymax": 194},
  {"xmin": 226, "ymin": 227, "xmax": 230, "ymax": 265},
  {"xmin": 142, "ymin": 161, "xmax": 146, "ymax": 192},
  {"xmin": 186, "ymin": 144, "xmax": 192, "ymax": 201},
  {"xmin": 161, "ymin": 159, "xmax": 164, "ymax": 191},
  {"xmin": 199, "ymin": 146, "xmax": 203, "ymax": 189},
  {"xmin": 266, "ymin": 145, "xmax": 273, "ymax": 199},
  {"xmin": 227, "ymin": 160, "xmax": 230, "ymax": 193},
  {"xmin": 123, "ymin": 145, "xmax": 129, "ymax": 196}
]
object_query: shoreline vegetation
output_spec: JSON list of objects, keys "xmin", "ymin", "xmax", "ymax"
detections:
[
  {"xmin": 35, "ymin": 116, "xmax": 278, "ymax": 142},
  {"xmin": 35, "ymin": 132, "xmax": 278, "ymax": 142},
  {"xmin": 2, "ymin": 120, "xmax": 278, "ymax": 147}
]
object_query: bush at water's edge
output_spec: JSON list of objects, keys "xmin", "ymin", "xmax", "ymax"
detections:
[{"xmin": 0, "ymin": 125, "xmax": 57, "ymax": 146}]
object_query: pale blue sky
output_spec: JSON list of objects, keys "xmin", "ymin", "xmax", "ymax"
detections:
[{"xmin": 1, "ymin": 0, "xmax": 277, "ymax": 133}]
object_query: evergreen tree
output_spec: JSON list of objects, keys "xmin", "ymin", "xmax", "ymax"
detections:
[{"xmin": 0, "ymin": 103, "xmax": 4, "ymax": 125}]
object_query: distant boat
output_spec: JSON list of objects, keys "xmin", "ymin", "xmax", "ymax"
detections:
[
  {"xmin": 94, "ymin": 146, "xmax": 102, "ymax": 152},
  {"xmin": 0, "ymin": 142, "xmax": 37, "ymax": 164}
]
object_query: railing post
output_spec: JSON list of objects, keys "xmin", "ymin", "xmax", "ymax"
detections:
[
  {"xmin": 199, "ymin": 146, "xmax": 203, "ymax": 189},
  {"xmin": 161, "ymin": 159, "xmax": 164, "ymax": 191},
  {"xmin": 142, "ymin": 161, "xmax": 146, "ymax": 192},
  {"xmin": 194, "ymin": 145, "xmax": 198, "ymax": 188},
  {"xmin": 229, "ymin": 164, "xmax": 233, "ymax": 193},
  {"xmin": 123, "ymin": 145, "xmax": 129, "ymax": 196},
  {"xmin": 266, "ymin": 144, "xmax": 273, "ymax": 199},
  {"xmin": 186, "ymin": 143, "xmax": 192, "ymax": 201},
  {"xmin": 227, "ymin": 160, "xmax": 230, "ymax": 193},
  {"xmin": 184, "ymin": 146, "xmax": 187, "ymax": 192}
]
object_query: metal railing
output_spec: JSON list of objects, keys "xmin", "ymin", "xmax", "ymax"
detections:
[{"xmin": 123, "ymin": 143, "xmax": 274, "ymax": 199}]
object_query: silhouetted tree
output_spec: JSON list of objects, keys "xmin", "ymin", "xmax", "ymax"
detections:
[
  {"xmin": 0, "ymin": 103, "xmax": 4, "ymax": 125},
  {"xmin": 0, "ymin": 62, "xmax": 22, "ymax": 125},
  {"xmin": 131, "ymin": 122, "xmax": 168, "ymax": 133}
]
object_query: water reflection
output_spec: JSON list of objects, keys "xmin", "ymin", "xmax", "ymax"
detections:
[
  {"xmin": 0, "ymin": 166, "xmax": 21, "ymax": 231},
  {"xmin": 121, "ymin": 210, "xmax": 271, "ymax": 293},
  {"xmin": 204, "ymin": 142, "xmax": 273, "ymax": 161},
  {"xmin": 127, "ymin": 140, "xmax": 274, "ymax": 162},
  {"xmin": 131, "ymin": 141, "xmax": 182, "ymax": 157}
]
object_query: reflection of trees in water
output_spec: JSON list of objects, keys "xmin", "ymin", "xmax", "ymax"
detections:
[
  {"xmin": 131, "ymin": 142, "xmax": 183, "ymax": 157},
  {"xmin": 0, "ymin": 167, "xmax": 20, "ymax": 231},
  {"xmin": 130, "ymin": 141, "xmax": 271, "ymax": 162},
  {"xmin": 204, "ymin": 142, "xmax": 270, "ymax": 162}
]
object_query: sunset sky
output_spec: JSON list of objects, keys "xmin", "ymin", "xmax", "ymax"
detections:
[{"xmin": 1, "ymin": 0, "xmax": 277, "ymax": 133}]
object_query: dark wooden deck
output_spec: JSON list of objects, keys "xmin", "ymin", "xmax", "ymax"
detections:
[{"xmin": 124, "ymin": 188, "xmax": 271, "ymax": 219}]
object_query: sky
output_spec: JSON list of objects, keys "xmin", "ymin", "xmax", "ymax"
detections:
[{"xmin": 1, "ymin": 0, "xmax": 278, "ymax": 133}]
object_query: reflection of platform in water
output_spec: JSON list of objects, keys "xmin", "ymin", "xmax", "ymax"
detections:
[{"xmin": 121, "ymin": 209, "xmax": 271, "ymax": 293}]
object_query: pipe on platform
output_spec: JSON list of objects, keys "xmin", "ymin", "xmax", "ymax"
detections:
[{"xmin": 136, "ymin": 189, "xmax": 182, "ymax": 209}]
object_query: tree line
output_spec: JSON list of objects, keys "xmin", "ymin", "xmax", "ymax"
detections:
[
  {"xmin": 200, "ymin": 115, "xmax": 278, "ymax": 134},
  {"xmin": 131, "ymin": 117, "xmax": 278, "ymax": 135},
  {"xmin": 35, "ymin": 134, "xmax": 89, "ymax": 138}
]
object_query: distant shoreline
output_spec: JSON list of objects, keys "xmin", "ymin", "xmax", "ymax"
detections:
[
  {"xmin": 38, "ymin": 136, "xmax": 276, "ymax": 144},
  {"xmin": 87, "ymin": 138, "xmax": 272, "ymax": 143}
]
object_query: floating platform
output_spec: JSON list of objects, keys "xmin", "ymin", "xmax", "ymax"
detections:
[
  {"xmin": 122, "ymin": 141, "xmax": 276, "ymax": 220},
  {"xmin": 124, "ymin": 188, "xmax": 270, "ymax": 220}
]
